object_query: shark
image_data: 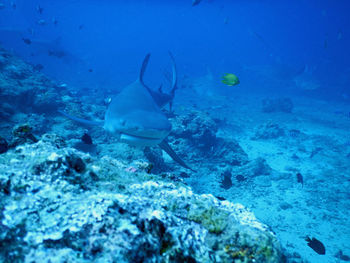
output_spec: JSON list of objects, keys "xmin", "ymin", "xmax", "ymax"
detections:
[{"xmin": 59, "ymin": 53, "xmax": 192, "ymax": 171}]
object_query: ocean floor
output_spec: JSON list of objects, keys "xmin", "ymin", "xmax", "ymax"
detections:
[
  {"xmin": 1, "ymin": 48, "xmax": 350, "ymax": 262},
  {"xmin": 175, "ymin": 87, "xmax": 350, "ymax": 263}
]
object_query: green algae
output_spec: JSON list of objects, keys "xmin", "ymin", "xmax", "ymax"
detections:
[{"xmin": 187, "ymin": 200, "xmax": 229, "ymax": 234}]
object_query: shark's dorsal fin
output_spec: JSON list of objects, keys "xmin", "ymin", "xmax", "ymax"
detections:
[
  {"xmin": 139, "ymin": 53, "xmax": 151, "ymax": 85},
  {"xmin": 168, "ymin": 51, "xmax": 178, "ymax": 95}
]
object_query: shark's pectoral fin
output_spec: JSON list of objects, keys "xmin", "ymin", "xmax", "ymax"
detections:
[
  {"xmin": 159, "ymin": 140, "xmax": 194, "ymax": 171},
  {"xmin": 58, "ymin": 110, "xmax": 104, "ymax": 127}
]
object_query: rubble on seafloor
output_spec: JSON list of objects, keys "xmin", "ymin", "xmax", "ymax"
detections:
[
  {"xmin": 252, "ymin": 121, "xmax": 285, "ymax": 140},
  {"xmin": 0, "ymin": 134, "xmax": 285, "ymax": 262}
]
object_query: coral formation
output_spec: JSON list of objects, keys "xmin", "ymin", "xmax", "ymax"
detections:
[{"xmin": 0, "ymin": 135, "xmax": 284, "ymax": 262}]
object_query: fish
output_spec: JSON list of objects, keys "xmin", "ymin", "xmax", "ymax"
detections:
[
  {"xmin": 296, "ymin": 172, "xmax": 303, "ymax": 187},
  {"xmin": 10, "ymin": 2, "xmax": 16, "ymax": 9},
  {"xmin": 142, "ymin": 52, "xmax": 178, "ymax": 111},
  {"xmin": 222, "ymin": 73, "xmax": 240, "ymax": 86},
  {"xmin": 305, "ymin": 237, "xmax": 326, "ymax": 255},
  {"xmin": 22, "ymin": 38, "xmax": 32, "ymax": 45},
  {"xmin": 37, "ymin": 19, "xmax": 46, "ymax": 26},
  {"xmin": 78, "ymin": 24, "xmax": 84, "ymax": 30},
  {"xmin": 59, "ymin": 54, "xmax": 193, "ymax": 170},
  {"xmin": 192, "ymin": 0, "xmax": 202, "ymax": 6},
  {"xmin": 36, "ymin": 5, "xmax": 43, "ymax": 14},
  {"xmin": 335, "ymin": 250, "xmax": 350, "ymax": 261},
  {"xmin": 52, "ymin": 17, "xmax": 58, "ymax": 26},
  {"xmin": 48, "ymin": 49, "xmax": 66, "ymax": 58},
  {"xmin": 81, "ymin": 133, "xmax": 93, "ymax": 145},
  {"xmin": 29, "ymin": 38, "xmax": 83, "ymax": 64}
]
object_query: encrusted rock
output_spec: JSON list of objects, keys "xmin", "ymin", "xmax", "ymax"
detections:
[
  {"xmin": 9, "ymin": 123, "xmax": 38, "ymax": 148},
  {"xmin": 0, "ymin": 49, "xmax": 65, "ymax": 117},
  {"xmin": 171, "ymin": 110, "xmax": 218, "ymax": 151},
  {"xmin": 238, "ymin": 157, "xmax": 272, "ymax": 179},
  {"xmin": 213, "ymin": 138, "xmax": 249, "ymax": 166},
  {"xmin": 0, "ymin": 134, "xmax": 284, "ymax": 262}
]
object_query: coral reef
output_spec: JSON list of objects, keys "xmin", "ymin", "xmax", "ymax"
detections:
[
  {"xmin": 0, "ymin": 48, "xmax": 65, "ymax": 117},
  {"xmin": 169, "ymin": 110, "xmax": 249, "ymax": 168},
  {"xmin": 171, "ymin": 110, "xmax": 218, "ymax": 151},
  {"xmin": 0, "ymin": 135, "xmax": 284, "ymax": 262}
]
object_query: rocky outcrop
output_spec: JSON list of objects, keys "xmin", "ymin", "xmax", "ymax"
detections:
[
  {"xmin": 0, "ymin": 48, "xmax": 65, "ymax": 116},
  {"xmin": 0, "ymin": 135, "xmax": 285, "ymax": 262}
]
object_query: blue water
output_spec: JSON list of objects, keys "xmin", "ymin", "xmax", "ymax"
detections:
[
  {"xmin": 1, "ymin": 1, "xmax": 350, "ymax": 262},
  {"xmin": 1, "ymin": 0, "xmax": 349, "ymax": 98}
]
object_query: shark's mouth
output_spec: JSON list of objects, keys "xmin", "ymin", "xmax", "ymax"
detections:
[{"xmin": 119, "ymin": 132, "xmax": 165, "ymax": 147}]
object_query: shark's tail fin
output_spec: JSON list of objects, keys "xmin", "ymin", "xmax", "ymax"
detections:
[
  {"xmin": 58, "ymin": 110, "xmax": 104, "ymax": 126},
  {"xmin": 139, "ymin": 53, "xmax": 151, "ymax": 86},
  {"xmin": 159, "ymin": 140, "xmax": 194, "ymax": 171}
]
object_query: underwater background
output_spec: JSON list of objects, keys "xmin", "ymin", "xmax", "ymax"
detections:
[{"xmin": 0, "ymin": 0, "xmax": 350, "ymax": 262}]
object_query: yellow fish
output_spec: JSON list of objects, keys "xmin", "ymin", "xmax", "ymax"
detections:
[{"xmin": 222, "ymin": 73, "xmax": 240, "ymax": 86}]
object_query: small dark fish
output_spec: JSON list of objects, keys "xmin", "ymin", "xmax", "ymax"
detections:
[
  {"xmin": 11, "ymin": 2, "xmax": 16, "ymax": 9},
  {"xmin": 78, "ymin": 24, "xmax": 84, "ymax": 30},
  {"xmin": 296, "ymin": 172, "xmax": 303, "ymax": 187},
  {"xmin": 305, "ymin": 236, "xmax": 326, "ymax": 255},
  {"xmin": 36, "ymin": 5, "xmax": 43, "ymax": 14},
  {"xmin": 81, "ymin": 133, "xmax": 93, "ymax": 145},
  {"xmin": 220, "ymin": 170, "xmax": 233, "ymax": 189},
  {"xmin": 48, "ymin": 50, "xmax": 66, "ymax": 58},
  {"xmin": 88, "ymin": 68, "xmax": 93, "ymax": 73},
  {"xmin": 33, "ymin": 64, "xmax": 44, "ymax": 71},
  {"xmin": 216, "ymin": 196, "xmax": 226, "ymax": 201},
  {"xmin": 37, "ymin": 19, "xmax": 46, "ymax": 25},
  {"xmin": 22, "ymin": 38, "xmax": 31, "ymax": 45},
  {"xmin": 324, "ymin": 39, "xmax": 328, "ymax": 49},
  {"xmin": 52, "ymin": 17, "xmax": 58, "ymax": 25},
  {"xmin": 335, "ymin": 250, "xmax": 350, "ymax": 261},
  {"xmin": 192, "ymin": 0, "xmax": 202, "ymax": 6}
]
